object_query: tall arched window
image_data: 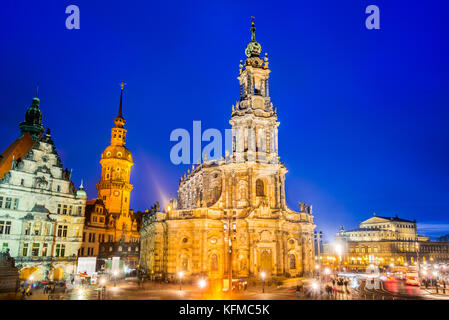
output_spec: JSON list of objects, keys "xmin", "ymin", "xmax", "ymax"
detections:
[
  {"xmin": 210, "ymin": 254, "xmax": 218, "ymax": 271},
  {"xmin": 289, "ymin": 254, "xmax": 296, "ymax": 269},
  {"xmin": 182, "ymin": 257, "xmax": 188, "ymax": 271},
  {"xmin": 256, "ymin": 179, "xmax": 264, "ymax": 196}
]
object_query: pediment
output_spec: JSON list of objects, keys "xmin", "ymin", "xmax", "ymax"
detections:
[{"xmin": 362, "ymin": 216, "xmax": 391, "ymax": 224}]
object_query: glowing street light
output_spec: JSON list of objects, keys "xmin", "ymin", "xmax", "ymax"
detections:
[
  {"xmin": 334, "ymin": 243, "xmax": 343, "ymax": 271},
  {"xmin": 325, "ymin": 268, "xmax": 331, "ymax": 275},
  {"xmin": 178, "ymin": 271, "xmax": 184, "ymax": 291},
  {"xmin": 261, "ymin": 272, "xmax": 266, "ymax": 293}
]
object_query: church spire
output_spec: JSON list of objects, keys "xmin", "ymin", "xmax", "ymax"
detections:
[
  {"xmin": 114, "ymin": 82, "xmax": 126, "ymax": 128},
  {"xmin": 250, "ymin": 16, "xmax": 256, "ymax": 41},
  {"xmin": 118, "ymin": 82, "xmax": 126, "ymax": 119},
  {"xmin": 245, "ymin": 17, "xmax": 262, "ymax": 58}
]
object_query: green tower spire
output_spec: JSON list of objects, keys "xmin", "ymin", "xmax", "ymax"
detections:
[
  {"xmin": 19, "ymin": 87, "xmax": 44, "ymax": 141},
  {"xmin": 245, "ymin": 17, "xmax": 262, "ymax": 58}
]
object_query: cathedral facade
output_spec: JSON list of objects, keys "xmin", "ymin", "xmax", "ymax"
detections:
[
  {"xmin": 0, "ymin": 94, "xmax": 86, "ymax": 281},
  {"xmin": 140, "ymin": 21, "xmax": 315, "ymax": 282}
]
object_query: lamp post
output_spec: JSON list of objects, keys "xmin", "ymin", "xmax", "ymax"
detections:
[
  {"xmin": 100, "ymin": 278, "xmax": 106, "ymax": 300},
  {"xmin": 261, "ymin": 272, "xmax": 266, "ymax": 293},
  {"xmin": 312, "ymin": 281, "xmax": 319, "ymax": 299},
  {"xmin": 178, "ymin": 271, "xmax": 184, "ymax": 291},
  {"xmin": 199, "ymin": 279, "xmax": 206, "ymax": 299},
  {"xmin": 415, "ymin": 241, "xmax": 421, "ymax": 286},
  {"xmin": 335, "ymin": 243, "xmax": 343, "ymax": 272},
  {"xmin": 223, "ymin": 211, "xmax": 236, "ymax": 294}
]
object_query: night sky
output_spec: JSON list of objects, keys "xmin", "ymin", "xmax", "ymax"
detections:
[{"xmin": 1, "ymin": 1, "xmax": 448, "ymax": 241}]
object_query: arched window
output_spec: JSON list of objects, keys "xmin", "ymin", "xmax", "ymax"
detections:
[
  {"xmin": 256, "ymin": 179, "xmax": 264, "ymax": 196},
  {"xmin": 289, "ymin": 254, "xmax": 296, "ymax": 269},
  {"xmin": 210, "ymin": 254, "xmax": 218, "ymax": 271},
  {"xmin": 182, "ymin": 257, "xmax": 188, "ymax": 271}
]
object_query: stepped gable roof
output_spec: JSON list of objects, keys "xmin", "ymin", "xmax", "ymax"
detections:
[{"xmin": 0, "ymin": 132, "xmax": 37, "ymax": 179}]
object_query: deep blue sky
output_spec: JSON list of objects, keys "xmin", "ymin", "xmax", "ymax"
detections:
[{"xmin": 1, "ymin": 1, "xmax": 448, "ymax": 240}]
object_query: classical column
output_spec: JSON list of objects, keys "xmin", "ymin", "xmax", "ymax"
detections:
[
  {"xmin": 274, "ymin": 175, "xmax": 279, "ymax": 208},
  {"xmin": 248, "ymin": 168, "xmax": 253, "ymax": 207}
]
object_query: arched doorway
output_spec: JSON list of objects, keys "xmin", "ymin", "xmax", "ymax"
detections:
[
  {"xmin": 53, "ymin": 268, "xmax": 64, "ymax": 281},
  {"xmin": 260, "ymin": 250, "xmax": 272, "ymax": 275}
]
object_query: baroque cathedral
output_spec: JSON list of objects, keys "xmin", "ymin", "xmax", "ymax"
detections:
[{"xmin": 140, "ymin": 21, "xmax": 316, "ymax": 283}]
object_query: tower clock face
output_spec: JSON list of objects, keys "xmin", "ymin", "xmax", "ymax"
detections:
[{"xmin": 113, "ymin": 190, "xmax": 120, "ymax": 197}]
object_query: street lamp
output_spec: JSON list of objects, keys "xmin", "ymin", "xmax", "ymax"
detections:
[
  {"xmin": 178, "ymin": 271, "xmax": 184, "ymax": 291},
  {"xmin": 29, "ymin": 275, "xmax": 34, "ymax": 288},
  {"xmin": 312, "ymin": 281, "xmax": 319, "ymax": 299},
  {"xmin": 100, "ymin": 278, "xmax": 107, "ymax": 300},
  {"xmin": 335, "ymin": 243, "xmax": 343, "ymax": 271},
  {"xmin": 261, "ymin": 272, "xmax": 266, "ymax": 293},
  {"xmin": 199, "ymin": 279, "xmax": 207, "ymax": 298}
]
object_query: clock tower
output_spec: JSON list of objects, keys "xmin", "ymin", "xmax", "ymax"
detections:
[{"xmin": 96, "ymin": 83, "xmax": 134, "ymax": 240}]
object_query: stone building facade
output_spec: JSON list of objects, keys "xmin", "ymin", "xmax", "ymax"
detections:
[
  {"xmin": 140, "ymin": 21, "xmax": 316, "ymax": 282},
  {"xmin": 0, "ymin": 95, "xmax": 86, "ymax": 281},
  {"xmin": 322, "ymin": 214, "xmax": 449, "ymax": 268},
  {"xmin": 80, "ymin": 85, "xmax": 141, "ymax": 269}
]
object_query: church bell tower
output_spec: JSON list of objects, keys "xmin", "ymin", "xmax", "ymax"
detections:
[
  {"xmin": 230, "ymin": 19, "xmax": 279, "ymax": 165},
  {"xmin": 96, "ymin": 83, "xmax": 134, "ymax": 240}
]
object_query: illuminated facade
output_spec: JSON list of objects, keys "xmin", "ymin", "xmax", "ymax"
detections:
[
  {"xmin": 80, "ymin": 85, "xmax": 140, "ymax": 268},
  {"xmin": 0, "ymin": 94, "xmax": 86, "ymax": 281},
  {"xmin": 321, "ymin": 214, "xmax": 449, "ymax": 268},
  {"xmin": 140, "ymin": 21, "xmax": 316, "ymax": 282}
]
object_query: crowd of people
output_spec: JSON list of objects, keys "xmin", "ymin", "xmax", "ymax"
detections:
[{"xmin": 322, "ymin": 276, "xmax": 353, "ymax": 299}]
